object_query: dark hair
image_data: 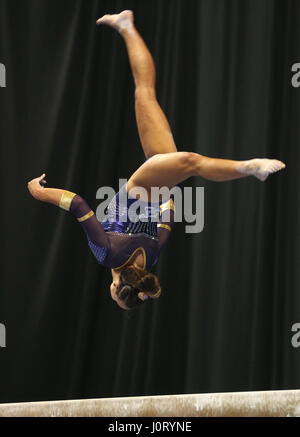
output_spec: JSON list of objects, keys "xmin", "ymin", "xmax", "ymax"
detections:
[{"xmin": 116, "ymin": 265, "xmax": 161, "ymax": 310}]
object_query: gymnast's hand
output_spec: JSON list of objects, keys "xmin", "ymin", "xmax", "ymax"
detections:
[{"xmin": 27, "ymin": 174, "xmax": 47, "ymax": 200}]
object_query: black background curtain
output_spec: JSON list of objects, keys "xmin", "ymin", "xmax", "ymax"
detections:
[{"xmin": 0, "ymin": 0, "xmax": 299, "ymax": 403}]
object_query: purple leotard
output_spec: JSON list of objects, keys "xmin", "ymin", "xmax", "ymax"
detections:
[{"xmin": 70, "ymin": 183, "xmax": 174, "ymax": 270}]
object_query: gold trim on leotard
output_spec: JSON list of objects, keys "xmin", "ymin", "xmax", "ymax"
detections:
[
  {"xmin": 114, "ymin": 247, "xmax": 147, "ymax": 271},
  {"xmin": 157, "ymin": 224, "xmax": 172, "ymax": 232},
  {"xmin": 160, "ymin": 198, "xmax": 175, "ymax": 215},
  {"xmin": 77, "ymin": 211, "xmax": 95, "ymax": 222},
  {"xmin": 59, "ymin": 191, "xmax": 76, "ymax": 211}
]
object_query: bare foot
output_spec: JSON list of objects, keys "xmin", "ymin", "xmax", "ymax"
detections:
[
  {"xmin": 96, "ymin": 10, "xmax": 134, "ymax": 33},
  {"xmin": 242, "ymin": 158, "xmax": 286, "ymax": 181}
]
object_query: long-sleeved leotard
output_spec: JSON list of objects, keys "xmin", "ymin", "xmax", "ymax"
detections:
[{"xmin": 60, "ymin": 184, "xmax": 174, "ymax": 270}]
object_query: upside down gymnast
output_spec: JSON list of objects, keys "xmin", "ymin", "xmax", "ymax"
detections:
[{"xmin": 27, "ymin": 10, "xmax": 286, "ymax": 311}]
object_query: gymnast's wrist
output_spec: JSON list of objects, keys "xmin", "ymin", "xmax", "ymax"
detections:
[{"xmin": 30, "ymin": 186, "xmax": 46, "ymax": 201}]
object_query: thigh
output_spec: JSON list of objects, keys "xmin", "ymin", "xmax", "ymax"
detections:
[
  {"xmin": 135, "ymin": 87, "xmax": 178, "ymax": 159},
  {"xmin": 127, "ymin": 152, "xmax": 195, "ymax": 200}
]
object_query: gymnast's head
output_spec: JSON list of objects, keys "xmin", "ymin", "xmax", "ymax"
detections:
[{"xmin": 110, "ymin": 265, "xmax": 161, "ymax": 310}]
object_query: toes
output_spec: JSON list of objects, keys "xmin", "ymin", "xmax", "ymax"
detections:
[
  {"xmin": 253, "ymin": 158, "xmax": 285, "ymax": 181},
  {"xmin": 268, "ymin": 161, "xmax": 285, "ymax": 174},
  {"xmin": 96, "ymin": 14, "xmax": 110, "ymax": 25}
]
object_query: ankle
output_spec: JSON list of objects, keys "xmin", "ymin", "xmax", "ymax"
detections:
[
  {"xmin": 237, "ymin": 160, "xmax": 253, "ymax": 175},
  {"xmin": 117, "ymin": 21, "xmax": 135, "ymax": 35}
]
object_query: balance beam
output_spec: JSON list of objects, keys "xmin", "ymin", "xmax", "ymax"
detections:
[{"xmin": 0, "ymin": 389, "xmax": 299, "ymax": 417}]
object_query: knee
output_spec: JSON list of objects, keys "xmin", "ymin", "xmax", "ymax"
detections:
[
  {"xmin": 180, "ymin": 152, "xmax": 200, "ymax": 173},
  {"xmin": 135, "ymin": 86, "xmax": 156, "ymax": 101}
]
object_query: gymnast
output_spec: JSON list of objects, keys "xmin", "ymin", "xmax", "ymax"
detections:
[{"xmin": 27, "ymin": 10, "xmax": 285, "ymax": 310}]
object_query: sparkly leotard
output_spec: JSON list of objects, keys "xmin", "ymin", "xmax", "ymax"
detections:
[{"xmin": 67, "ymin": 183, "xmax": 174, "ymax": 270}]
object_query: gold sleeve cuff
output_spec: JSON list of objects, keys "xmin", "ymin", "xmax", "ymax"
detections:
[
  {"xmin": 157, "ymin": 224, "xmax": 172, "ymax": 232},
  {"xmin": 160, "ymin": 198, "xmax": 175, "ymax": 215},
  {"xmin": 59, "ymin": 191, "xmax": 76, "ymax": 211},
  {"xmin": 77, "ymin": 211, "xmax": 95, "ymax": 223}
]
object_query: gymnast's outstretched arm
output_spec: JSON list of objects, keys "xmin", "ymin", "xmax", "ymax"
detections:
[{"xmin": 27, "ymin": 174, "xmax": 110, "ymax": 252}]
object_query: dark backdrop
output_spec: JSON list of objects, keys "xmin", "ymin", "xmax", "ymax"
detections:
[{"xmin": 0, "ymin": 0, "xmax": 299, "ymax": 403}]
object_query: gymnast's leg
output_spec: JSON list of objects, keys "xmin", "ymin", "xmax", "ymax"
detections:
[
  {"xmin": 97, "ymin": 11, "xmax": 285, "ymax": 196},
  {"xmin": 123, "ymin": 152, "xmax": 285, "ymax": 197},
  {"xmin": 97, "ymin": 10, "xmax": 177, "ymax": 159}
]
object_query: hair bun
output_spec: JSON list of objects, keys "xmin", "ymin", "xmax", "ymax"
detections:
[
  {"xmin": 138, "ymin": 273, "xmax": 161, "ymax": 299},
  {"xmin": 117, "ymin": 266, "xmax": 162, "ymax": 309}
]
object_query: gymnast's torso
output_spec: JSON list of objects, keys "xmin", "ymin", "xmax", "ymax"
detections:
[{"xmin": 80, "ymin": 183, "xmax": 174, "ymax": 270}]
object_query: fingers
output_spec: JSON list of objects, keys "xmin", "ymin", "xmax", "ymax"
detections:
[
  {"xmin": 27, "ymin": 173, "xmax": 47, "ymax": 186},
  {"xmin": 39, "ymin": 173, "xmax": 47, "ymax": 185}
]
